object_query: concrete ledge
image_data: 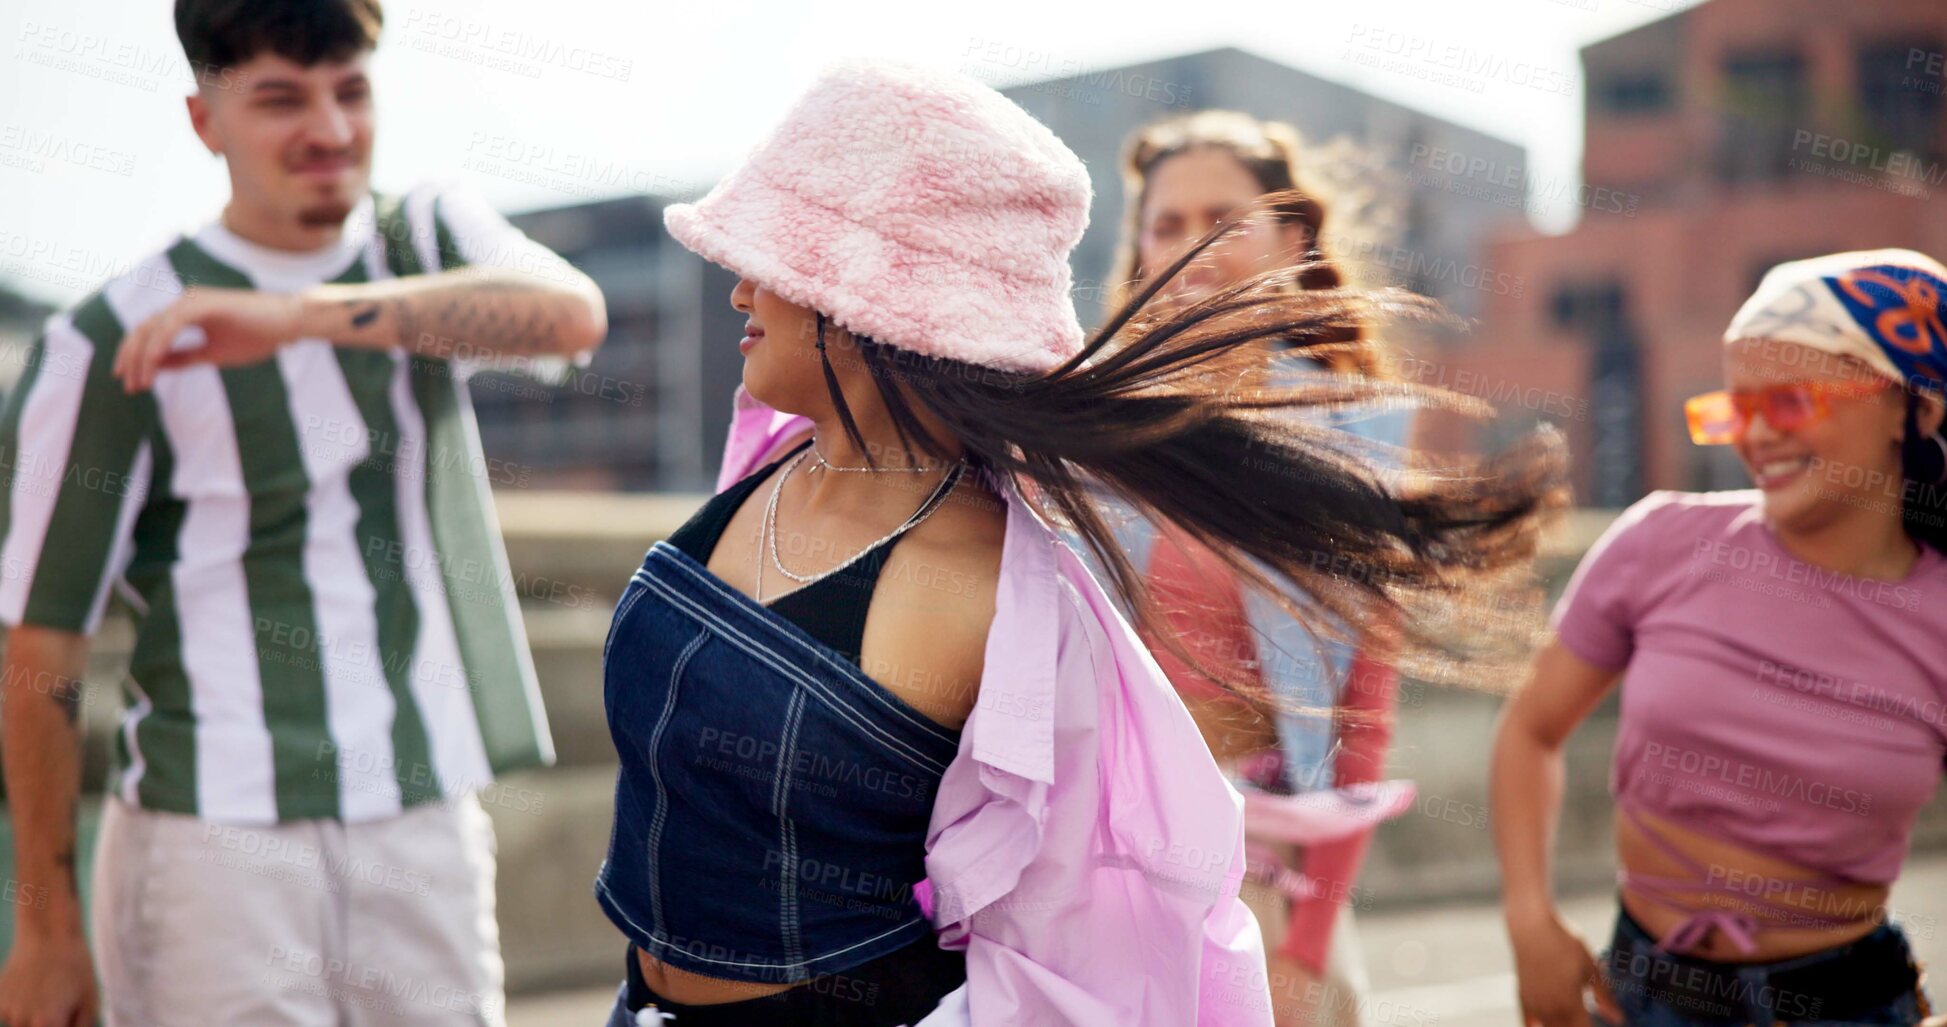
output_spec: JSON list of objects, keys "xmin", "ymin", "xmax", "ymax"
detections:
[
  {"xmin": 16, "ymin": 497, "xmax": 1947, "ymax": 995},
  {"xmin": 523, "ymin": 605, "xmax": 620, "ymax": 768},
  {"xmin": 492, "ymin": 490, "xmax": 705, "ymax": 606},
  {"xmin": 483, "ymin": 765, "xmax": 629, "ymax": 994}
]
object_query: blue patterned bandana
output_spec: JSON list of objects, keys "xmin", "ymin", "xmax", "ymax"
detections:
[{"xmin": 1725, "ymin": 249, "xmax": 1947, "ymax": 394}]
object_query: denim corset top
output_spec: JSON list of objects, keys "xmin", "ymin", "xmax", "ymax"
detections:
[{"xmin": 594, "ymin": 526, "xmax": 963, "ymax": 984}]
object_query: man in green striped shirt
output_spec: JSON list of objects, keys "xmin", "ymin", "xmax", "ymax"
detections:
[{"xmin": 0, "ymin": 2, "xmax": 605, "ymax": 1024}]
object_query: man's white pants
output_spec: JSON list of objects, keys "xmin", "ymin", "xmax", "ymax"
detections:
[{"xmin": 90, "ymin": 793, "xmax": 506, "ymax": 1027}]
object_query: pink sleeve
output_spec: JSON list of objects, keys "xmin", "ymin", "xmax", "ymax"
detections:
[
  {"xmin": 1550, "ymin": 494, "xmax": 1663, "ymax": 670},
  {"xmin": 1282, "ymin": 642, "xmax": 1397, "ymax": 971}
]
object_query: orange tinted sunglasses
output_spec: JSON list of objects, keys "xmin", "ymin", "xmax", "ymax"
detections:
[{"xmin": 1683, "ymin": 380, "xmax": 1890, "ymax": 445}]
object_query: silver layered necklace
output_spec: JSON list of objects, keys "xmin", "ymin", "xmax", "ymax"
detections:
[
  {"xmin": 808, "ymin": 442, "xmax": 940, "ymax": 474},
  {"xmin": 756, "ymin": 447, "xmax": 967, "ymax": 603}
]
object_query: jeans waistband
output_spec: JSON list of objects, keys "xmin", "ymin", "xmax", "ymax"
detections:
[{"xmin": 1607, "ymin": 902, "xmax": 1919, "ymax": 1022}]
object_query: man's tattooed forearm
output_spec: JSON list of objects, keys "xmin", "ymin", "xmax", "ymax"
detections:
[
  {"xmin": 49, "ymin": 677, "xmax": 83, "ymax": 726},
  {"xmin": 335, "ymin": 275, "xmax": 582, "ymax": 358},
  {"xmin": 415, "ymin": 280, "xmax": 568, "ymax": 358},
  {"xmin": 55, "ymin": 842, "xmax": 77, "ymax": 893},
  {"xmin": 390, "ymin": 296, "xmax": 424, "ymax": 354}
]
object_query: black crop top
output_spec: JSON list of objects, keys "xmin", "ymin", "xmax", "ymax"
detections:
[{"xmin": 663, "ymin": 439, "xmax": 964, "ymax": 666}]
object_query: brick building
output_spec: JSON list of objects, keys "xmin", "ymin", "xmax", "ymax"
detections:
[{"xmin": 1423, "ymin": 0, "xmax": 1947, "ymax": 507}]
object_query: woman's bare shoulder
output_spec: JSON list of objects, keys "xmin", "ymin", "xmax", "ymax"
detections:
[
  {"xmin": 857, "ymin": 478, "xmax": 1008, "ymax": 730},
  {"xmin": 897, "ymin": 476, "xmax": 1008, "ymax": 597}
]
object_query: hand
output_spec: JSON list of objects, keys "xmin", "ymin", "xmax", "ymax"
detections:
[
  {"xmin": 0, "ymin": 930, "xmax": 99, "ymax": 1027},
  {"xmin": 1510, "ymin": 910, "xmax": 1620, "ymax": 1027},
  {"xmin": 113, "ymin": 286, "xmax": 306, "ymax": 393}
]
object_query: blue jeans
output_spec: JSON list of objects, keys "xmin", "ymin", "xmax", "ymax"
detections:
[
  {"xmin": 603, "ymin": 939, "xmax": 966, "ymax": 1027},
  {"xmin": 605, "ymin": 982, "xmax": 640, "ymax": 1027},
  {"xmin": 1600, "ymin": 905, "xmax": 1929, "ymax": 1026}
]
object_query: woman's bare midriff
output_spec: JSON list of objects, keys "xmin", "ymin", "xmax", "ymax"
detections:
[
  {"xmin": 634, "ymin": 947, "xmax": 807, "ymax": 1005},
  {"xmin": 1617, "ymin": 807, "xmax": 1888, "ymax": 963}
]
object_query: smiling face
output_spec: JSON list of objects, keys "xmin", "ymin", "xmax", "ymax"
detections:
[
  {"xmin": 188, "ymin": 50, "xmax": 375, "ymax": 247},
  {"xmin": 1136, "ymin": 147, "xmax": 1307, "ymax": 308},
  {"xmin": 1722, "ymin": 339, "xmax": 1912, "ymax": 531}
]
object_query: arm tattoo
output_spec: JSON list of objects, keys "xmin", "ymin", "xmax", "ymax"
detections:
[
  {"xmin": 53, "ymin": 678, "xmax": 84, "ymax": 893},
  {"xmin": 390, "ymin": 296, "xmax": 425, "ymax": 354},
  {"xmin": 55, "ymin": 840, "xmax": 77, "ymax": 894},
  {"xmin": 409, "ymin": 279, "xmax": 569, "ymax": 359},
  {"xmin": 48, "ymin": 675, "xmax": 83, "ymax": 727},
  {"xmin": 332, "ymin": 270, "xmax": 585, "ymax": 359}
]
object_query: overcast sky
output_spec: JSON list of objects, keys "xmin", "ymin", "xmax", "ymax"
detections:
[{"xmin": 1, "ymin": 0, "xmax": 1692, "ymax": 306}]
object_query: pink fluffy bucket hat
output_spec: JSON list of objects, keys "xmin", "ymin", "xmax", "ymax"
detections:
[{"xmin": 664, "ymin": 58, "xmax": 1093, "ymax": 374}]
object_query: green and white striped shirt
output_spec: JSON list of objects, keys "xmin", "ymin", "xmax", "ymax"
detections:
[{"xmin": 0, "ymin": 182, "xmax": 558, "ymax": 825}]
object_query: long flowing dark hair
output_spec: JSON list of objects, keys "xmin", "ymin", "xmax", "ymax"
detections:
[{"xmin": 808, "ymin": 195, "xmax": 1566, "ymax": 700}]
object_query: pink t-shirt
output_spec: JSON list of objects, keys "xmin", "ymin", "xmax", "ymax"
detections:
[{"xmin": 1552, "ymin": 490, "xmax": 1947, "ymax": 884}]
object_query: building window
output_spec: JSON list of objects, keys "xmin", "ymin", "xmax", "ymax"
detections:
[
  {"xmin": 1550, "ymin": 281, "xmax": 1625, "ymax": 332},
  {"xmin": 1595, "ymin": 70, "xmax": 1673, "ymax": 115},
  {"xmin": 1857, "ymin": 40, "xmax": 1945, "ymax": 164},
  {"xmin": 1714, "ymin": 49, "xmax": 1810, "ymax": 182}
]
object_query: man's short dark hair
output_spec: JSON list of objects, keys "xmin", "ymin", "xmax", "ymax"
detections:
[{"xmin": 175, "ymin": 0, "xmax": 383, "ymax": 75}]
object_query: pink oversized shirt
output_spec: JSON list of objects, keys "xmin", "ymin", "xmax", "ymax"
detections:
[{"xmin": 715, "ymin": 386, "xmax": 1281, "ymax": 1025}]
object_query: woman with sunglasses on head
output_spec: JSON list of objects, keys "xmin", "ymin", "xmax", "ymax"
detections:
[
  {"xmin": 1493, "ymin": 250, "xmax": 1947, "ymax": 1027},
  {"xmin": 1102, "ymin": 110, "xmax": 1417, "ymax": 1027},
  {"xmin": 595, "ymin": 61, "xmax": 1559, "ymax": 1026}
]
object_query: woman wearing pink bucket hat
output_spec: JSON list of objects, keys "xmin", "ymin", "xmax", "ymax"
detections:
[{"xmin": 595, "ymin": 59, "xmax": 1561, "ymax": 1026}]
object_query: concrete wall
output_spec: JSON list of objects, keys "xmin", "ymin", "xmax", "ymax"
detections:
[
  {"xmin": 6, "ymin": 494, "xmax": 1944, "ymax": 993},
  {"xmin": 486, "ymin": 493, "xmax": 1947, "ymax": 989}
]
